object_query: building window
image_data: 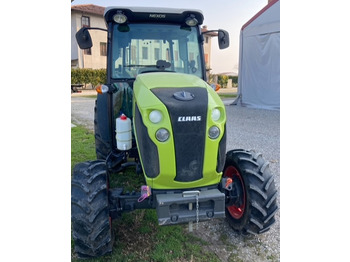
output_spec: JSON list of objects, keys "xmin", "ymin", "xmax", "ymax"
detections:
[
  {"xmin": 84, "ymin": 48, "xmax": 91, "ymax": 55},
  {"xmin": 166, "ymin": 48, "xmax": 170, "ymax": 61},
  {"xmin": 142, "ymin": 47, "xmax": 148, "ymax": 59},
  {"xmin": 189, "ymin": 52, "xmax": 194, "ymax": 61},
  {"xmin": 100, "ymin": 42, "xmax": 107, "ymax": 56},
  {"xmin": 205, "ymin": 37, "xmax": 209, "ymax": 44},
  {"xmin": 131, "ymin": 46, "xmax": 136, "ymax": 64},
  {"xmin": 82, "ymin": 16, "xmax": 90, "ymax": 28},
  {"xmin": 154, "ymin": 48, "xmax": 160, "ymax": 60}
]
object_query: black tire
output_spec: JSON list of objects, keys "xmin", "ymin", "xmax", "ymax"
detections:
[
  {"xmin": 94, "ymin": 94, "xmax": 112, "ymax": 160},
  {"xmin": 223, "ymin": 149, "xmax": 278, "ymax": 235},
  {"xmin": 71, "ymin": 160, "xmax": 113, "ymax": 258}
]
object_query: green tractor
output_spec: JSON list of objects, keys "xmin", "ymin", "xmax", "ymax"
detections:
[{"xmin": 72, "ymin": 6, "xmax": 278, "ymax": 258}]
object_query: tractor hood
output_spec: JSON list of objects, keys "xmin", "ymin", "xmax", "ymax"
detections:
[
  {"xmin": 133, "ymin": 72, "xmax": 226, "ymax": 190},
  {"xmin": 134, "ymin": 72, "xmax": 208, "ymax": 90}
]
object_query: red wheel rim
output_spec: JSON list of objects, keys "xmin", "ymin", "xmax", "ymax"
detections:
[{"xmin": 224, "ymin": 166, "xmax": 246, "ymax": 219}]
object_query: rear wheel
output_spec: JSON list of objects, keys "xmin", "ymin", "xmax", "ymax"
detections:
[
  {"xmin": 71, "ymin": 160, "xmax": 113, "ymax": 258},
  {"xmin": 223, "ymin": 149, "xmax": 278, "ymax": 234}
]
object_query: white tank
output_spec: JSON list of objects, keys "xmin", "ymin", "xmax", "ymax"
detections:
[{"xmin": 116, "ymin": 114, "xmax": 132, "ymax": 151}]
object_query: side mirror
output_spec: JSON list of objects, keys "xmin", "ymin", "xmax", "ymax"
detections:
[
  {"xmin": 75, "ymin": 27, "xmax": 93, "ymax": 49},
  {"xmin": 218, "ymin": 29, "xmax": 230, "ymax": 49}
]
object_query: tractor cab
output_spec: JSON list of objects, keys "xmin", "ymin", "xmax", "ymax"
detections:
[{"xmin": 77, "ymin": 7, "xmax": 229, "ymax": 85}]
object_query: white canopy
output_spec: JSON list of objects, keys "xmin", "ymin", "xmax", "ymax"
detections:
[{"xmin": 237, "ymin": 0, "xmax": 280, "ymax": 110}]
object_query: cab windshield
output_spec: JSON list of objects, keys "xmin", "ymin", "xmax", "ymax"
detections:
[{"xmin": 111, "ymin": 23, "xmax": 203, "ymax": 80}]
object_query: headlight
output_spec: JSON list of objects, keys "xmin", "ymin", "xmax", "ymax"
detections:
[
  {"xmin": 208, "ymin": 126, "xmax": 220, "ymax": 139},
  {"xmin": 156, "ymin": 128, "xmax": 170, "ymax": 142},
  {"xmin": 149, "ymin": 110, "xmax": 163, "ymax": 124},
  {"xmin": 211, "ymin": 108, "xmax": 221, "ymax": 121}
]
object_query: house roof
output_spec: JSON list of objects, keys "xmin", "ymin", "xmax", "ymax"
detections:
[
  {"xmin": 71, "ymin": 4, "xmax": 105, "ymax": 16},
  {"xmin": 241, "ymin": 0, "xmax": 279, "ymax": 31}
]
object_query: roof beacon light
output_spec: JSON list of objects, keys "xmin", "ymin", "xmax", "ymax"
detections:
[
  {"xmin": 185, "ymin": 14, "xmax": 198, "ymax": 26},
  {"xmin": 113, "ymin": 12, "xmax": 127, "ymax": 24}
]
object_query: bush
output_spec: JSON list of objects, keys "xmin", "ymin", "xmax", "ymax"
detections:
[
  {"xmin": 218, "ymin": 75, "xmax": 228, "ymax": 87},
  {"xmin": 93, "ymin": 69, "xmax": 107, "ymax": 87},
  {"xmin": 71, "ymin": 68, "xmax": 107, "ymax": 88},
  {"xmin": 229, "ymin": 76, "xmax": 238, "ymax": 84},
  {"xmin": 71, "ymin": 68, "xmax": 82, "ymax": 85},
  {"xmin": 208, "ymin": 74, "xmax": 239, "ymax": 88}
]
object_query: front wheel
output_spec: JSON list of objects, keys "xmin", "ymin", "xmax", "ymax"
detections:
[
  {"xmin": 223, "ymin": 149, "xmax": 278, "ymax": 235},
  {"xmin": 71, "ymin": 160, "xmax": 113, "ymax": 258}
]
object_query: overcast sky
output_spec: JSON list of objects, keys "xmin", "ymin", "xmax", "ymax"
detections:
[{"xmin": 71, "ymin": 0, "xmax": 268, "ymax": 74}]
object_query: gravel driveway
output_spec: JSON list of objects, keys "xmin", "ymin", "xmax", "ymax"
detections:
[
  {"xmin": 71, "ymin": 94, "xmax": 280, "ymax": 261},
  {"xmin": 194, "ymin": 105, "xmax": 280, "ymax": 262},
  {"xmin": 71, "ymin": 96, "xmax": 95, "ymax": 130}
]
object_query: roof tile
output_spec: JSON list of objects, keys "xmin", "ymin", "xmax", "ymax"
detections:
[{"xmin": 71, "ymin": 4, "xmax": 105, "ymax": 16}]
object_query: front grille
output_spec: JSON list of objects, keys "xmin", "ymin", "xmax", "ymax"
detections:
[{"xmin": 152, "ymin": 87, "xmax": 208, "ymax": 182}]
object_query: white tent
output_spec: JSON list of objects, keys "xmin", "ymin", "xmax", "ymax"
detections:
[{"xmin": 236, "ymin": 0, "xmax": 280, "ymax": 110}]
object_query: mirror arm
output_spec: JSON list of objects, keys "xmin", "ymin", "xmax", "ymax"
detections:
[
  {"xmin": 202, "ymin": 30, "xmax": 218, "ymax": 34},
  {"xmin": 202, "ymin": 30, "xmax": 219, "ymax": 36},
  {"xmin": 82, "ymin": 27, "xmax": 108, "ymax": 33}
]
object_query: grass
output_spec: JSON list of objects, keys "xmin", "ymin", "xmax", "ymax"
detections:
[
  {"xmin": 71, "ymin": 125, "xmax": 96, "ymax": 170},
  {"xmin": 71, "ymin": 125, "xmax": 220, "ymax": 262},
  {"xmin": 82, "ymin": 95, "xmax": 98, "ymax": 99},
  {"xmin": 218, "ymin": 93, "xmax": 237, "ymax": 99}
]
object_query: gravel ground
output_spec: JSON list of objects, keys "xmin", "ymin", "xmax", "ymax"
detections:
[
  {"xmin": 71, "ymin": 94, "xmax": 280, "ymax": 262},
  {"xmin": 193, "ymin": 105, "xmax": 280, "ymax": 262},
  {"xmin": 71, "ymin": 96, "xmax": 95, "ymax": 130}
]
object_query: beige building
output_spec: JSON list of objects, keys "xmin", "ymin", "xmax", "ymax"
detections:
[
  {"xmin": 71, "ymin": 4, "xmax": 216, "ymax": 73},
  {"xmin": 201, "ymin": 25, "xmax": 217, "ymax": 71},
  {"xmin": 71, "ymin": 5, "xmax": 107, "ymax": 69}
]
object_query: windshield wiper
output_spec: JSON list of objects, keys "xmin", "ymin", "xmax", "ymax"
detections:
[{"xmin": 139, "ymin": 70, "xmax": 175, "ymax": 74}]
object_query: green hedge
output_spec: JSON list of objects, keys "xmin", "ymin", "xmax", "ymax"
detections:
[
  {"xmin": 208, "ymin": 74, "xmax": 239, "ymax": 88},
  {"xmin": 218, "ymin": 75, "xmax": 238, "ymax": 85},
  {"xmin": 71, "ymin": 69, "xmax": 238, "ymax": 88},
  {"xmin": 229, "ymin": 76, "xmax": 238, "ymax": 84},
  {"xmin": 71, "ymin": 68, "xmax": 107, "ymax": 88}
]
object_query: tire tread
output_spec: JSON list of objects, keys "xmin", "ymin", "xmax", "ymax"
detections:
[
  {"xmin": 224, "ymin": 149, "xmax": 278, "ymax": 235},
  {"xmin": 71, "ymin": 160, "xmax": 113, "ymax": 258}
]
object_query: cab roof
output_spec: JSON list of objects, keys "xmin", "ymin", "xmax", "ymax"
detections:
[{"xmin": 104, "ymin": 6, "xmax": 204, "ymax": 25}]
